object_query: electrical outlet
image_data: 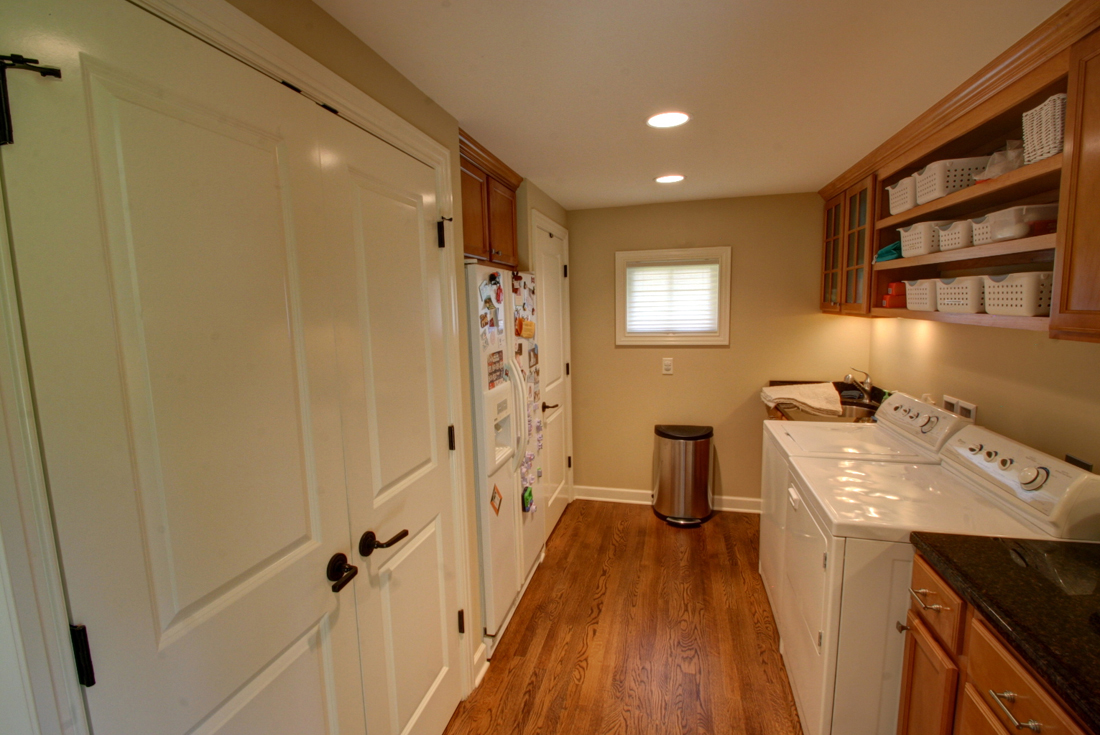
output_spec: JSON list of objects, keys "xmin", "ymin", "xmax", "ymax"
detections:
[
  {"xmin": 956, "ymin": 399, "xmax": 977, "ymax": 421},
  {"xmin": 662, "ymin": 357, "xmax": 673, "ymax": 375},
  {"xmin": 943, "ymin": 395, "xmax": 960, "ymax": 414}
]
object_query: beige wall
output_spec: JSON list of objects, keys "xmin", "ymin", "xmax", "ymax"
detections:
[
  {"xmin": 516, "ymin": 180, "xmax": 568, "ymax": 270},
  {"xmin": 870, "ymin": 320, "xmax": 1100, "ymax": 469},
  {"xmin": 568, "ymin": 195, "xmax": 872, "ymax": 500}
]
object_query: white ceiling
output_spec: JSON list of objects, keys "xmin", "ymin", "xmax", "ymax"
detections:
[{"xmin": 314, "ymin": 0, "xmax": 1066, "ymax": 211}]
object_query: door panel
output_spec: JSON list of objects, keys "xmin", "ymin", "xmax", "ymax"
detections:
[
  {"xmin": 487, "ymin": 178, "xmax": 517, "ymax": 266},
  {"xmin": 1, "ymin": 1, "xmax": 366, "ymax": 733}
]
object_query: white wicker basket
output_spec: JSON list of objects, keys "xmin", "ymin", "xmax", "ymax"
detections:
[
  {"xmin": 886, "ymin": 177, "xmax": 917, "ymax": 215},
  {"xmin": 937, "ymin": 220, "xmax": 973, "ymax": 252},
  {"xmin": 970, "ymin": 204, "xmax": 1060, "ymax": 246},
  {"xmin": 900, "ymin": 220, "xmax": 952, "ymax": 257},
  {"xmin": 904, "ymin": 279, "xmax": 937, "ymax": 311},
  {"xmin": 1023, "ymin": 94, "xmax": 1067, "ymax": 165},
  {"xmin": 914, "ymin": 157, "xmax": 991, "ymax": 205},
  {"xmin": 983, "ymin": 272, "xmax": 1053, "ymax": 316},
  {"xmin": 936, "ymin": 277, "xmax": 985, "ymax": 314}
]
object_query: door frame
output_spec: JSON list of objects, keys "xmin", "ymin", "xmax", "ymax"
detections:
[
  {"xmin": 0, "ymin": 1, "xmax": 474, "ymax": 731},
  {"xmin": 530, "ymin": 209, "xmax": 573, "ymax": 509}
]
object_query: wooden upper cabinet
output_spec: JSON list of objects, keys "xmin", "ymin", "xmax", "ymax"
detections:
[
  {"xmin": 1052, "ymin": 28, "xmax": 1100, "ymax": 342},
  {"xmin": 821, "ymin": 194, "xmax": 844, "ymax": 312},
  {"xmin": 460, "ymin": 129, "xmax": 522, "ymax": 268},
  {"xmin": 461, "ymin": 160, "xmax": 491, "ymax": 261}
]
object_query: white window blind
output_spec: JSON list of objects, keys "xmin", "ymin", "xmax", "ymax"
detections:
[{"xmin": 625, "ymin": 260, "xmax": 720, "ymax": 334}]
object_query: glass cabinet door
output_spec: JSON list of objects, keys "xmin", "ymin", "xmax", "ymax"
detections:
[
  {"xmin": 821, "ymin": 194, "xmax": 843, "ymax": 312},
  {"xmin": 841, "ymin": 176, "xmax": 875, "ymax": 314}
]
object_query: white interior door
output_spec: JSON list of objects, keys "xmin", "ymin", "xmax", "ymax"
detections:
[
  {"xmin": 532, "ymin": 213, "xmax": 572, "ymax": 536},
  {"xmin": 321, "ymin": 121, "xmax": 463, "ymax": 735}
]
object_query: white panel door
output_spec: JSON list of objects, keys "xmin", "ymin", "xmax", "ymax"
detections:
[
  {"xmin": 532, "ymin": 215, "xmax": 572, "ymax": 537},
  {"xmin": 320, "ymin": 120, "xmax": 462, "ymax": 735},
  {"xmin": 0, "ymin": 2, "xmax": 367, "ymax": 734}
]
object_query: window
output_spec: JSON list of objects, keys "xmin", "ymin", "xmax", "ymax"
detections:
[{"xmin": 615, "ymin": 246, "xmax": 731, "ymax": 345}]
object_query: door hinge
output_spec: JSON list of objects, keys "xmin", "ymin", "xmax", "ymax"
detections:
[
  {"xmin": 1, "ymin": 54, "xmax": 62, "ymax": 146},
  {"xmin": 447, "ymin": 425, "xmax": 456, "ymax": 450},
  {"xmin": 437, "ymin": 217, "xmax": 453, "ymax": 248},
  {"xmin": 817, "ymin": 631, "xmax": 823, "ymax": 647},
  {"xmin": 563, "ymin": 264, "xmax": 568, "ymax": 278},
  {"xmin": 280, "ymin": 80, "xmax": 302, "ymax": 93},
  {"xmin": 69, "ymin": 624, "xmax": 95, "ymax": 687},
  {"xmin": 823, "ymin": 552, "xmax": 828, "ymax": 569},
  {"xmin": 457, "ymin": 609, "xmax": 465, "ymax": 634},
  {"xmin": 566, "ymin": 362, "xmax": 570, "ymax": 376},
  {"xmin": 567, "ymin": 456, "xmax": 572, "ymax": 468}
]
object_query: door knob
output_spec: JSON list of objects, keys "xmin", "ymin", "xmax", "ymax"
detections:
[
  {"xmin": 542, "ymin": 402, "xmax": 559, "ymax": 412},
  {"xmin": 326, "ymin": 553, "xmax": 358, "ymax": 593},
  {"xmin": 359, "ymin": 529, "xmax": 409, "ymax": 557}
]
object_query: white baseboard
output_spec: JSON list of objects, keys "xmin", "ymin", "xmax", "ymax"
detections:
[
  {"xmin": 472, "ymin": 642, "xmax": 489, "ymax": 689},
  {"xmin": 573, "ymin": 485, "xmax": 761, "ymax": 514}
]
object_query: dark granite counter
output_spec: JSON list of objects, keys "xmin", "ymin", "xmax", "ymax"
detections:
[{"xmin": 911, "ymin": 532, "xmax": 1100, "ymax": 734}]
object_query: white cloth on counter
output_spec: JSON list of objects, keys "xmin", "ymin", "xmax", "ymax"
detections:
[{"xmin": 760, "ymin": 382, "xmax": 843, "ymax": 417}]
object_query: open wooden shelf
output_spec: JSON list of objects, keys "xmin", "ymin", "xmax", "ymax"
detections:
[
  {"xmin": 876, "ymin": 155, "xmax": 1063, "ymax": 231},
  {"xmin": 870, "ymin": 308, "xmax": 1050, "ymax": 331},
  {"xmin": 873, "ymin": 234, "xmax": 1056, "ymax": 272}
]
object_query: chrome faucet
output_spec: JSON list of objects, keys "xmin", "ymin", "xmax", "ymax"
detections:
[{"xmin": 844, "ymin": 368, "xmax": 873, "ymax": 402}]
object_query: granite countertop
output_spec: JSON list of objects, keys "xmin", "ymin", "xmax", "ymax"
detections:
[{"xmin": 911, "ymin": 532, "xmax": 1100, "ymax": 733}]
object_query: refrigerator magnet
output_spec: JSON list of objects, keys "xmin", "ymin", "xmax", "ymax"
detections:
[
  {"xmin": 522, "ymin": 486, "xmax": 534, "ymax": 513},
  {"xmin": 490, "ymin": 485, "xmax": 502, "ymax": 515}
]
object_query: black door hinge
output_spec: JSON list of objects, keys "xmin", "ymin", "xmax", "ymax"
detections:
[
  {"xmin": 280, "ymin": 80, "xmax": 302, "ymax": 93},
  {"xmin": 566, "ymin": 362, "xmax": 570, "ymax": 376},
  {"xmin": 1, "ymin": 54, "xmax": 62, "ymax": 146},
  {"xmin": 563, "ymin": 264, "xmax": 568, "ymax": 278},
  {"xmin": 447, "ymin": 425, "xmax": 455, "ymax": 450},
  {"xmin": 457, "ymin": 609, "xmax": 465, "ymax": 634},
  {"xmin": 69, "ymin": 624, "xmax": 95, "ymax": 687},
  {"xmin": 437, "ymin": 217, "xmax": 453, "ymax": 248},
  {"xmin": 567, "ymin": 456, "xmax": 572, "ymax": 468}
]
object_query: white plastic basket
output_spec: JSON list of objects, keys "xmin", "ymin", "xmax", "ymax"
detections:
[
  {"xmin": 936, "ymin": 276, "xmax": 985, "ymax": 313},
  {"xmin": 983, "ymin": 272, "xmax": 1053, "ymax": 316},
  {"xmin": 886, "ymin": 177, "xmax": 917, "ymax": 215},
  {"xmin": 914, "ymin": 157, "xmax": 991, "ymax": 205},
  {"xmin": 970, "ymin": 204, "xmax": 1059, "ymax": 246},
  {"xmin": 904, "ymin": 279, "xmax": 937, "ymax": 311},
  {"xmin": 899, "ymin": 220, "xmax": 952, "ymax": 257},
  {"xmin": 937, "ymin": 220, "xmax": 973, "ymax": 251},
  {"xmin": 1023, "ymin": 94, "xmax": 1067, "ymax": 165}
]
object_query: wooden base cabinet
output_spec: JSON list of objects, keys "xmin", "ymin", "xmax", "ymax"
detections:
[{"xmin": 898, "ymin": 611, "xmax": 959, "ymax": 735}]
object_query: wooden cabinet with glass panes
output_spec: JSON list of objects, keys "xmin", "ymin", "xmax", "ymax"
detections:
[{"xmin": 821, "ymin": 175, "xmax": 875, "ymax": 314}]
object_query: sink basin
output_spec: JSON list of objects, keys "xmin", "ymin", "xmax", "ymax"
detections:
[{"xmin": 776, "ymin": 400, "xmax": 879, "ymax": 423}]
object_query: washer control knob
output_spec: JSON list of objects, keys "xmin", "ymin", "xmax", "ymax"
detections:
[
  {"xmin": 1019, "ymin": 466, "xmax": 1050, "ymax": 491},
  {"xmin": 968, "ymin": 443, "xmax": 984, "ymax": 455},
  {"xmin": 920, "ymin": 416, "xmax": 939, "ymax": 434},
  {"xmin": 909, "ymin": 412, "xmax": 920, "ymax": 421},
  {"xmin": 893, "ymin": 404, "xmax": 903, "ymax": 412},
  {"xmin": 983, "ymin": 449, "xmax": 999, "ymax": 462},
  {"xmin": 998, "ymin": 457, "xmax": 1014, "ymax": 470}
]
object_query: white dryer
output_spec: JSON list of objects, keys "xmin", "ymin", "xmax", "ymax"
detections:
[{"xmin": 764, "ymin": 420, "xmax": 1100, "ymax": 735}]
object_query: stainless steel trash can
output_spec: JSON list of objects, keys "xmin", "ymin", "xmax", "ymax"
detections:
[{"xmin": 652, "ymin": 425, "xmax": 714, "ymax": 526}]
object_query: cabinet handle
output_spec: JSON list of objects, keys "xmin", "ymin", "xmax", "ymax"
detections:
[
  {"xmin": 988, "ymin": 690, "xmax": 1042, "ymax": 732},
  {"xmin": 896, "ymin": 621, "xmax": 910, "ymax": 633},
  {"xmin": 908, "ymin": 587, "xmax": 948, "ymax": 612}
]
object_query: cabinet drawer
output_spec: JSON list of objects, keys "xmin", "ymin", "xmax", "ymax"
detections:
[
  {"xmin": 968, "ymin": 619, "xmax": 1086, "ymax": 735},
  {"xmin": 957, "ymin": 682, "xmax": 1010, "ymax": 735},
  {"xmin": 910, "ymin": 554, "xmax": 964, "ymax": 653}
]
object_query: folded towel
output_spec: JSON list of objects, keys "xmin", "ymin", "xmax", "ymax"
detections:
[{"xmin": 761, "ymin": 383, "xmax": 843, "ymax": 417}]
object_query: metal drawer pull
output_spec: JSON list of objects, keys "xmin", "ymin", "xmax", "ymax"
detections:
[
  {"xmin": 908, "ymin": 587, "xmax": 948, "ymax": 612},
  {"xmin": 896, "ymin": 621, "xmax": 910, "ymax": 633},
  {"xmin": 988, "ymin": 690, "xmax": 1042, "ymax": 732}
]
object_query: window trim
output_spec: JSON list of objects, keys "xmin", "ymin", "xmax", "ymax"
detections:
[{"xmin": 615, "ymin": 246, "xmax": 731, "ymax": 346}]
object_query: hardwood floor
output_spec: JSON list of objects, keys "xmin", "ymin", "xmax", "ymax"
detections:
[{"xmin": 444, "ymin": 500, "xmax": 803, "ymax": 735}]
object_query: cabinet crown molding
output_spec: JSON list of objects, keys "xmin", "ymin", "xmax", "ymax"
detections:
[{"xmin": 459, "ymin": 128, "xmax": 523, "ymax": 190}]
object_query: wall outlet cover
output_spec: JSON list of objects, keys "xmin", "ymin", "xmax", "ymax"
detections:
[{"xmin": 662, "ymin": 357, "xmax": 673, "ymax": 375}]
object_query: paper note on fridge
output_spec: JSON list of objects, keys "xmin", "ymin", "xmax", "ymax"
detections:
[{"xmin": 520, "ymin": 320, "xmax": 535, "ymax": 339}]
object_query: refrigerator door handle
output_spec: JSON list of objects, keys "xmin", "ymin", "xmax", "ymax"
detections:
[{"xmin": 508, "ymin": 359, "xmax": 527, "ymax": 464}]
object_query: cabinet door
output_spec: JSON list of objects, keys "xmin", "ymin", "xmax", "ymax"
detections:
[
  {"xmin": 956, "ymin": 683, "xmax": 1011, "ymax": 735},
  {"xmin": 487, "ymin": 176, "xmax": 518, "ymax": 267},
  {"xmin": 821, "ymin": 193, "xmax": 843, "ymax": 312},
  {"xmin": 1052, "ymin": 28, "xmax": 1100, "ymax": 342},
  {"xmin": 840, "ymin": 175, "xmax": 875, "ymax": 315},
  {"xmin": 897, "ymin": 611, "xmax": 958, "ymax": 735},
  {"xmin": 461, "ymin": 158, "xmax": 491, "ymax": 260}
]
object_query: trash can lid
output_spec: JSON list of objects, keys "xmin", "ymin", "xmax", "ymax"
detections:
[{"xmin": 654, "ymin": 425, "xmax": 713, "ymax": 441}]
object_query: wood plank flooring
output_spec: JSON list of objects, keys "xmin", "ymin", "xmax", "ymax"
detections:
[{"xmin": 444, "ymin": 500, "xmax": 803, "ymax": 735}]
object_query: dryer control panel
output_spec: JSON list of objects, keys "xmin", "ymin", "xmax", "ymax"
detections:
[
  {"xmin": 942, "ymin": 425, "xmax": 1100, "ymax": 539},
  {"xmin": 875, "ymin": 392, "xmax": 971, "ymax": 452}
]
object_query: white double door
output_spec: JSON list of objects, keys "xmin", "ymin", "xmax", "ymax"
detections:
[{"xmin": 1, "ymin": 2, "xmax": 462, "ymax": 734}]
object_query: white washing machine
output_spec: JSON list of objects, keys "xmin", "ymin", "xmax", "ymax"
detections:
[
  {"xmin": 762, "ymin": 418, "xmax": 1100, "ymax": 735},
  {"xmin": 759, "ymin": 392, "xmax": 969, "ymax": 655}
]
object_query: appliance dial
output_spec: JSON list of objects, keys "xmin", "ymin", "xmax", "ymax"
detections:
[
  {"xmin": 909, "ymin": 412, "xmax": 921, "ymax": 421},
  {"xmin": 1018, "ymin": 466, "xmax": 1050, "ymax": 491},
  {"xmin": 998, "ymin": 457, "xmax": 1014, "ymax": 470},
  {"xmin": 983, "ymin": 449, "xmax": 998, "ymax": 462},
  {"xmin": 967, "ymin": 443, "xmax": 984, "ymax": 455},
  {"xmin": 920, "ymin": 416, "xmax": 939, "ymax": 434}
]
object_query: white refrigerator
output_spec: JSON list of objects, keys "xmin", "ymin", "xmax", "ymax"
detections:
[{"xmin": 465, "ymin": 263, "xmax": 546, "ymax": 653}]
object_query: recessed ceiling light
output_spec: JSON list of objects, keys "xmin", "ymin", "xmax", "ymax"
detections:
[
  {"xmin": 655, "ymin": 174, "xmax": 684, "ymax": 184},
  {"xmin": 647, "ymin": 112, "xmax": 690, "ymax": 128}
]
